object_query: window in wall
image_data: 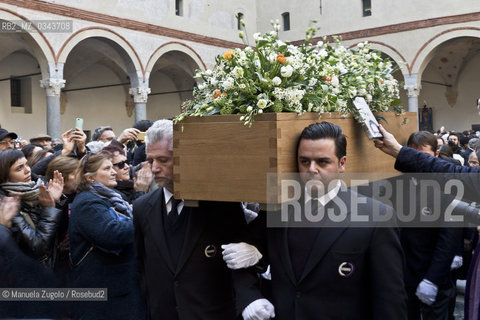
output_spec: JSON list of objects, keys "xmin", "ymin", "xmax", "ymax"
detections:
[
  {"xmin": 10, "ymin": 78, "xmax": 21, "ymax": 107},
  {"xmin": 237, "ymin": 12, "xmax": 244, "ymax": 30},
  {"xmin": 175, "ymin": 0, "xmax": 183, "ymax": 16},
  {"xmin": 362, "ymin": 0, "xmax": 371, "ymax": 16},
  {"xmin": 282, "ymin": 12, "xmax": 290, "ymax": 31}
]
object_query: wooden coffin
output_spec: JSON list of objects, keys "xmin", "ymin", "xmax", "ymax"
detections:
[{"xmin": 173, "ymin": 112, "xmax": 418, "ymax": 203}]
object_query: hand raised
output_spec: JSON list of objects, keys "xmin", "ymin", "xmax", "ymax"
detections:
[
  {"xmin": 373, "ymin": 124, "xmax": 402, "ymax": 158},
  {"xmin": 117, "ymin": 128, "xmax": 140, "ymax": 144},
  {"xmin": 38, "ymin": 183, "xmax": 55, "ymax": 207},
  {"xmin": 0, "ymin": 196, "xmax": 20, "ymax": 228},
  {"xmin": 47, "ymin": 170, "xmax": 64, "ymax": 201},
  {"xmin": 61, "ymin": 129, "xmax": 75, "ymax": 155},
  {"xmin": 134, "ymin": 162, "xmax": 153, "ymax": 193}
]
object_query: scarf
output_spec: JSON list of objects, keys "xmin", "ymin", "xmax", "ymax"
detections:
[
  {"xmin": 115, "ymin": 180, "xmax": 135, "ymax": 194},
  {"xmin": 0, "ymin": 179, "xmax": 42, "ymax": 208},
  {"xmin": 89, "ymin": 181, "xmax": 133, "ymax": 218}
]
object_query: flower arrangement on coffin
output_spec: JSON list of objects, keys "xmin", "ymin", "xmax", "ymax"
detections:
[{"xmin": 175, "ymin": 21, "xmax": 403, "ymax": 126}]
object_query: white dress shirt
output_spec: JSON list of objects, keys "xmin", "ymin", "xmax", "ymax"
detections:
[{"xmin": 163, "ymin": 188, "xmax": 184, "ymax": 215}]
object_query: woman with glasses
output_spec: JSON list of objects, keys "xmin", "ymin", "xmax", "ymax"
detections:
[
  {"xmin": 468, "ymin": 152, "xmax": 480, "ymax": 167},
  {"xmin": 103, "ymin": 143, "xmax": 152, "ymax": 204},
  {"xmin": 69, "ymin": 151, "xmax": 145, "ymax": 320},
  {"xmin": 0, "ymin": 149, "xmax": 63, "ymax": 266}
]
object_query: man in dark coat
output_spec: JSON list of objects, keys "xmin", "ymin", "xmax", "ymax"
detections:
[
  {"xmin": 374, "ymin": 124, "xmax": 480, "ymax": 320},
  {"xmin": 233, "ymin": 122, "xmax": 408, "ymax": 320},
  {"xmin": 395, "ymin": 131, "xmax": 463, "ymax": 320},
  {"xmin": 133, "ymin": 119, "xmax": 246, "ymax": 320}
]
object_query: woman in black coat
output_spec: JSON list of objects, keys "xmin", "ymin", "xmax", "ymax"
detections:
[
  {"xmin": 69, "ymin": 151, "xmax": 145, "ymax": 320},
  {"xmin": 0, "ymin": 149, "xmax": 63, "ymax": 266}
]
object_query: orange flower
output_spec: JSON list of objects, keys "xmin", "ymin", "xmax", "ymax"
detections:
[
  {"xmin": 379, "ymin": 79, "xmax": 384, "ymax": 84},
  {"xmin": 323, "ymin": 75, "xmax": 332, "ymax": 82},
  {"xmin": 213, "ymin": 89, "xmax": 222, "ymax": 99},
  {"xmin": 221, "ymin": 92, "xmax": 227, "ymax": 97},
  {"xmin": 276, "ymin": 54, "xmax": 287, "ymax": 64},
  {"xmin": 223, "ymin": 50, "xmax": 233, "ymax": 60}
]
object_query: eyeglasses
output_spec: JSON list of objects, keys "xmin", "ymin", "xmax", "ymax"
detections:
[
  {"xmin": 469, "ymin": 161, "xmax": 479, "ymax": 166},
  {"xmin": 113, "ymin": 160, "xmax": 128, "ymax": 169}
]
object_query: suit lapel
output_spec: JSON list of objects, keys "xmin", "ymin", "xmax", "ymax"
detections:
[
  {"xmin": 277, "ymin": 226, "xmax": 298, "ymax": 286},
  {"xmin": 297, "ymin": 189, "xmax": 352, "ymax": 283},
  {"xmin": 175, "ymin": 205, "xmax": 205, "ymax": 275},
  {"xmin": 145, "ymin": 188, "xmax": 175, "ymax": 273}
]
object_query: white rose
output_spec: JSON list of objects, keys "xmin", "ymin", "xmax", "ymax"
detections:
[
  {"xmin": 257, "ymin": 99, "xmax": 268, "ymax": 109},
  {"xmin": 223, "ymin": 77, "xmax": 234, "ymax": 90},
  {"xmin": 258, "ymin": 109, "xmax": 263, "ymax": 114},
  {"xmin": 231, "ymin": 66, "xmax": 244, "ymax": 78},
  {"xmin": 280, "ymin": 65, "xmax": 293, "ymax": 78},
  {"xmin": 330, "ymin": 75, "xmax": 339, "ymax": 87},
  {"xmin": 246, "ymin": 106, "xmax": 253, "ymax": 112},
  {"xmin": 318, "ymin": 49, "xmax": 328, "ymax": 58},
  {"xmin": 272, "ymin": 76, "xmax": 282, "ymax": 86},
  {"xmin": 253, "ymin": 33, "xmax": 261, "ymax": 41},
  {"xmin": 366, "ymin": 94, "xmax": 373, "ymax": 102},
  {"xmin": 337, "ymin": 63, "xmax": 347, "ymax": 74}
]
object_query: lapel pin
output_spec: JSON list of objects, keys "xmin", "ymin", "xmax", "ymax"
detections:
[
  {"xmin": 205, "ymin": 245, "xmax": 217, "ymax": 258},
  {"xmin": 338, "ymin": 262, "xmax": 354, "ymax": 277},
  {"xmin": 421, "ymin": 207, "xmax": 433, "ymax": 216}
]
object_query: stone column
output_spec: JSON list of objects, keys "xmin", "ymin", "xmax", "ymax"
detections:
[
  {"xmin": 40, "ymin": 78, "xmax": 66, "ymax": 138},
  {"xmin": 129, "ymin": 87, "xmax": 151, "ymax": 122},
  {"xmin": 404, "ymin": 74, "xmax": 421, "ymax": 113}
]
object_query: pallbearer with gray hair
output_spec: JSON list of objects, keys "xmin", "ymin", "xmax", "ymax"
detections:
[{"xmin": 133, "ymin": 119, "xmax": 248, "ymax": 320}]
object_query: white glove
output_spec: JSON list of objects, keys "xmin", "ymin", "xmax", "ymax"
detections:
[
  {"xmin": 242, "ymin": 298, "xmax": 275, "ymax": 320},
  {"xmin": 221, "ymin": 242, "xmax": 262, "ymax": 269},
  {"xmin": 450, "ymin": 255, "xmax": 463, "ymax": 270},
  {"xmin": 416, "ymin": 279, "xmax": 438, "ymax": 306}
]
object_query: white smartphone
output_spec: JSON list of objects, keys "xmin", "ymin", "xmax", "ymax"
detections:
[{"xmin": 75, "ymin": 118, "xmax": 83, "ymax": 131}]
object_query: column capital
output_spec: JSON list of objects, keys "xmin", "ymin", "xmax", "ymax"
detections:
[
  {"xmin": 404, "ymin": 86, "xmax": 420, "ymax": 97},
  {"xmin": 129, "ymin": 87, "xmax": 151, "ymax": 103},
  {"xmin": 40, "ymin": 78, "xmax": 66, "ymax": 97},
  {"xmin": 403, "ymin": 73, "xmax": 421, "ymax": 97}
]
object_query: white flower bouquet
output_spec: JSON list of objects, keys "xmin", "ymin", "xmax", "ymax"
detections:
[{"xmin": 176, "ymin": 22, "xmax": 403, "ymax": 126}]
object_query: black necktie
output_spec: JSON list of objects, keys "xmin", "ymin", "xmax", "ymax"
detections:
[
  {"xmin": 168, "ymin": 198, "xmax": 182, "ymax": 225},
  {"xmin": 288, "ymin": 199, "xmax": 321, "ymax": 281}
]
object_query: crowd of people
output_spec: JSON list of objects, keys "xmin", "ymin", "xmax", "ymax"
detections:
[{"xmin": 0, "ymin": 119, "xmax": 480, "ymax": 320}]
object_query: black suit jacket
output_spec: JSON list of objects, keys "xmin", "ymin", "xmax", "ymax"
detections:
[
  {"xmin": 362, "ymin": 173, "xmax": 463, "ymax": 289},
  {"xmin": 235, "ymin": 189, "xmax": 408, "ymax": 320},
  {"xmin": 133, "ymin": 188, "xmax": 246, "ymax": 320}
]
